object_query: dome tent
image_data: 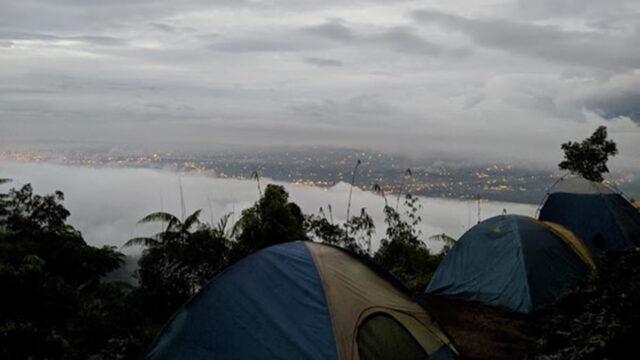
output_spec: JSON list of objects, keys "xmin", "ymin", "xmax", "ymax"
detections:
[
  {"xmin": 426, "ymin": 215, "xmax": 595, "ymax": 314},
  {"xmin": 538, "ymin": 176, "xmax": 640, "ymax": 256},
  {"xmin": 146, "ymin": 241, "xmax": 457, "ymax": 360}
]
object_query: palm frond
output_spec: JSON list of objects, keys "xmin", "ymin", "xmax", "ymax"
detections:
[
  {"xmin": 318, "ymin": 206, "xmax": 326, "ymax": 219},
  {"xmin": 137, "ymin": 211, "xmax": 180, "ymax": 225},
  {"xmin": 396, "ymin": 168, "xmax": 413, "ymax": 210},
  {"xmin": 216, "ymin": 212, "xmax": 237, "ymax": 237},
  {"xmin": 123, "ymin": 237, "xmax": 159, "ymax": 248},
  {"xmin": 216, "ymin": 212, "xmax": 231, "ymax": 231},
  {"xmin": 250, "ymin": 170, "xmax": 262, "ymax": 196},
  {"xmin": 183, "ymin": 209, "xmax": 203, "ymax": 230},
  {"xmin": 429, "ymin": 233, "xmax": 456, "ymax": 246},
  {"xmin": 373, "ymin": 183, "xmax": 388, "ymax": 207}
]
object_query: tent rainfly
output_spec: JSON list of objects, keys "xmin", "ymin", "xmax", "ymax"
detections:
[
  {"xmin": 538, "ymin": 176, "xmax": 640, "ymax": 256},
  {"xmin": 146, "ymin": 241, "xmax": 458, "ymax": 360},
  {"xmin": 426, "ymin": 215, "xmax": 595, "ymax": 314}
]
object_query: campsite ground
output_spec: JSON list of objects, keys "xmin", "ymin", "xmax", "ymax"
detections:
[{"xmin": 422, "ymin": 294, "xmax": 539, "ymax": 360}]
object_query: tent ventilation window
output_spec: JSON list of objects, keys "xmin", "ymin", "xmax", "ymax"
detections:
[{"xmin": 356, "ymin": 313, "xmax": 427, "ymax": 360}]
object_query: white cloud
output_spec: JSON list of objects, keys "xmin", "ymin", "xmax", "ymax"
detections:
[
  {"xmin": 0, "ymin": 161, "xmax": 537, "ymax": 253},
  {"xmin": 0, "ymin": 0, "xmax": 638, "ymax": 167}
]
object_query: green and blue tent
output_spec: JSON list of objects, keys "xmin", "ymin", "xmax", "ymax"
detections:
[
  {"xmin": 146, "ymin": 241, "xmax": 457, "ymax": 360},
  {"xmin": 426, "ymin": 215, "xmax": 594, "ymax": 314},
  {"xmin": 538, "ymin": 176, "xmax": 640, "ymax": 256}
]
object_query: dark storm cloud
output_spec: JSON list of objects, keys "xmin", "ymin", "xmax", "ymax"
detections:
[
  {"xmin": 289, "ymin": 95, "xmax": 399, "ymax": 126},
  {"xmin": 303, "ymin": 21, "xmax": 356, "ymax": 41},
  {"xmin": 303, "ymin": 20, "xmax": 445, "ymax": 56},
  {"xmin": 584, "ymin": 91, "xmax": 640, "ymax": 124},
  {"xmin": 412, "ymin": 10, "xmax": 640, "ymax": 69},
  {"xmin": 304, "ymin": 57, "xmax": 344, "ymax": 67},
  {"xmin": 209, "ymin": 21, "xmax": 447, "ymax": 56},
  {"xmin": 211, "ymin": 37, "xmax": 322, "ymax": 53},
  {"xmin": 511, "ymin": 0, "xmax": 639, "ymax": 19},
  {"xmin": 151, "ymin": 23, "xmax": 179, "ymax": 33}
]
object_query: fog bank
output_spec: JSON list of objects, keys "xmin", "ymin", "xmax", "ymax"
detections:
[{"xmin": 0, "ymin": 161, "xmax": 537, "ymax": 253}]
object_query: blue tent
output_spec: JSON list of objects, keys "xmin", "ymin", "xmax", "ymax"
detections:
[
  {"xmin": 539, "ymin": 176, "xmax": 640, "ymax": 256},
  {"xmin": 426, "ymin": 215, "xmax": 594, "ymax": 313},
  {"xmin": 146, "ymin": 241, "xmax": 457, "ymax": 360}
]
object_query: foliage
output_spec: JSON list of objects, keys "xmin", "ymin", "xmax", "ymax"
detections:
[
  {"xmin": 250, "ymin": 169, "xmax": 263, "ymax": 196},
  {"xmin": 429, "ymin": 233, "xmax": 457, "ymax": 255},
  {"xmin": 231, "ymin": 184, "xmax": 307, "ymax": 261},
  {"xmin": 3, "ymin": 183, "xmax": 71, "ymax": 231},
  {"xmin": 344, "ymin": 208, "xmax": 375, "ymax": 254},
  {"xmin": 0, "ymin": 184, "xmax": 129, "ymax": 360},
  {"xmin": 125, "ymin": 184, "xmax": 310, "ymax": 326},
  {"xmin": 126, "ymin": 209, "xmax": 231, "ymax": 322},
  {"xmin": 536, "ymin": 249, "xmax": 640, "ymax": 360},
  {"xmin": 0, "ymin": 178, "xmax": 11, "ymax": 227},
  {"xmin": 558, "ymin": 126, "xmax": 618, "ymax": 182},
  {"xmin": 309, "ymin": 184, "xmax": 446, "ymax": 292},
  {"xmin": 346, "ymin": 159, "xmax": 362, "ymax": 221},
  {"xmin": 396, "ymin": 168, "xmax": 413, "ymax": 210},
  {"xmin": 374, "ymin": 194, "xmax": 444, "ymax": 291},
  {"xmin": 306, "ymin": 206, "xmax": 375, "ymax": 255}
]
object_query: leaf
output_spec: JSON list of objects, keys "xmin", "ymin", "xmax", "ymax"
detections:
[
  {"xmin": 183, "ymin": 209, "xmax": 203, "ymax": 230},
  {"xmin": 137, "ymin": 211, "xmax": 180, "ymax": 225},
  {"xmin": 123, "ymin": 237, "xmax": 159, "ymax": 248}
]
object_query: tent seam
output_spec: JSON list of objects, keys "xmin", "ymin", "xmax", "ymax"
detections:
[
  {"xmin": 305, "ymin": 242, "xmax": 343, "ymax": 360},
  {"xmin": 512, "ymin": 216, "xmax": 533, "ymax": 313}
]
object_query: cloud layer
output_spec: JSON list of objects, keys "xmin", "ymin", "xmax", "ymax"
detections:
[
  {"xmin": 0, "ymin": 161, "xmax": 536, "ymax": 253},
  {"xmin": 0, "ymin": 0, "xmax": 639, "ymax": 168}
]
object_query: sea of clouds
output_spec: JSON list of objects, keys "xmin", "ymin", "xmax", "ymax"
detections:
[{"xmin": 0, "ymin": 161, "xmax": 537, "ymax": 253}]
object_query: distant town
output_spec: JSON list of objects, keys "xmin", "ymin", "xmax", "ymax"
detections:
[{"xmin": 1, "ymin": 148, "xmax": 637, "ymax": 204}]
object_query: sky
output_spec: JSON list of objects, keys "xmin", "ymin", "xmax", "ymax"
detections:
[
  {"xmin": 0, "ymin": 161, "xmax": 536, "ymax": 253},
  {"xmin": 1, "ymin": 0, "xmax": 639, "ymax": 168}
]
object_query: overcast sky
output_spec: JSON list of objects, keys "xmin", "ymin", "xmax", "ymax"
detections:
[{"xmin": 1, "ymin": 0, "xmax": 639, "ymax": 168}]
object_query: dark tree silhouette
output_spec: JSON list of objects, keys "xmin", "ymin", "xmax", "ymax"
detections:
[
  {"xmin": 0, "ymin": 178, "xmax": 11, "ymax": 228},
  {"xmin": 231, "ymin": 184, "xmax": 307, "ymax": 262},
  {"xmin": 346, "ymin": 159, "xmax": 361, "ymax": 221},
  {"xmin": 3, "ymin": 184, "xmax": 70, "ymax": 231},
  {"xmin": 374, "ymin": 194, "xmax": 443, "ymax": 291},
  {"xmin": 126, "ymin": 209, "xmax": 231, "ymax": 321},
  {"xmin": 0, "ymin": 184, "xmax": 127, "ymax": 360},
  {"xmin": 125, "ymin": 209, "xmax": 203, "ymax": 248},
  {"xmin": 558, "ymin": 126, "xmax": 618, "ymax": 182},
  {"xmin": 396, "ymin": 168, "xmax": 412, "ymax": 210},
  {"xmin": 306, "ymin": 206, "xmax": 374, "ymax": 255}
]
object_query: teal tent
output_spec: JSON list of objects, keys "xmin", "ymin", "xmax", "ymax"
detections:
[
  {"xmin": 538, "ymin": 176, "xmax": 640, "ymax": 256},
  {"xmin": 146, "ymin": 241, "xmax": 457, "ymax": 360},
  {"xmin": 426, "ymin": 215, "xmax": 594, "ymax": 313}
]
